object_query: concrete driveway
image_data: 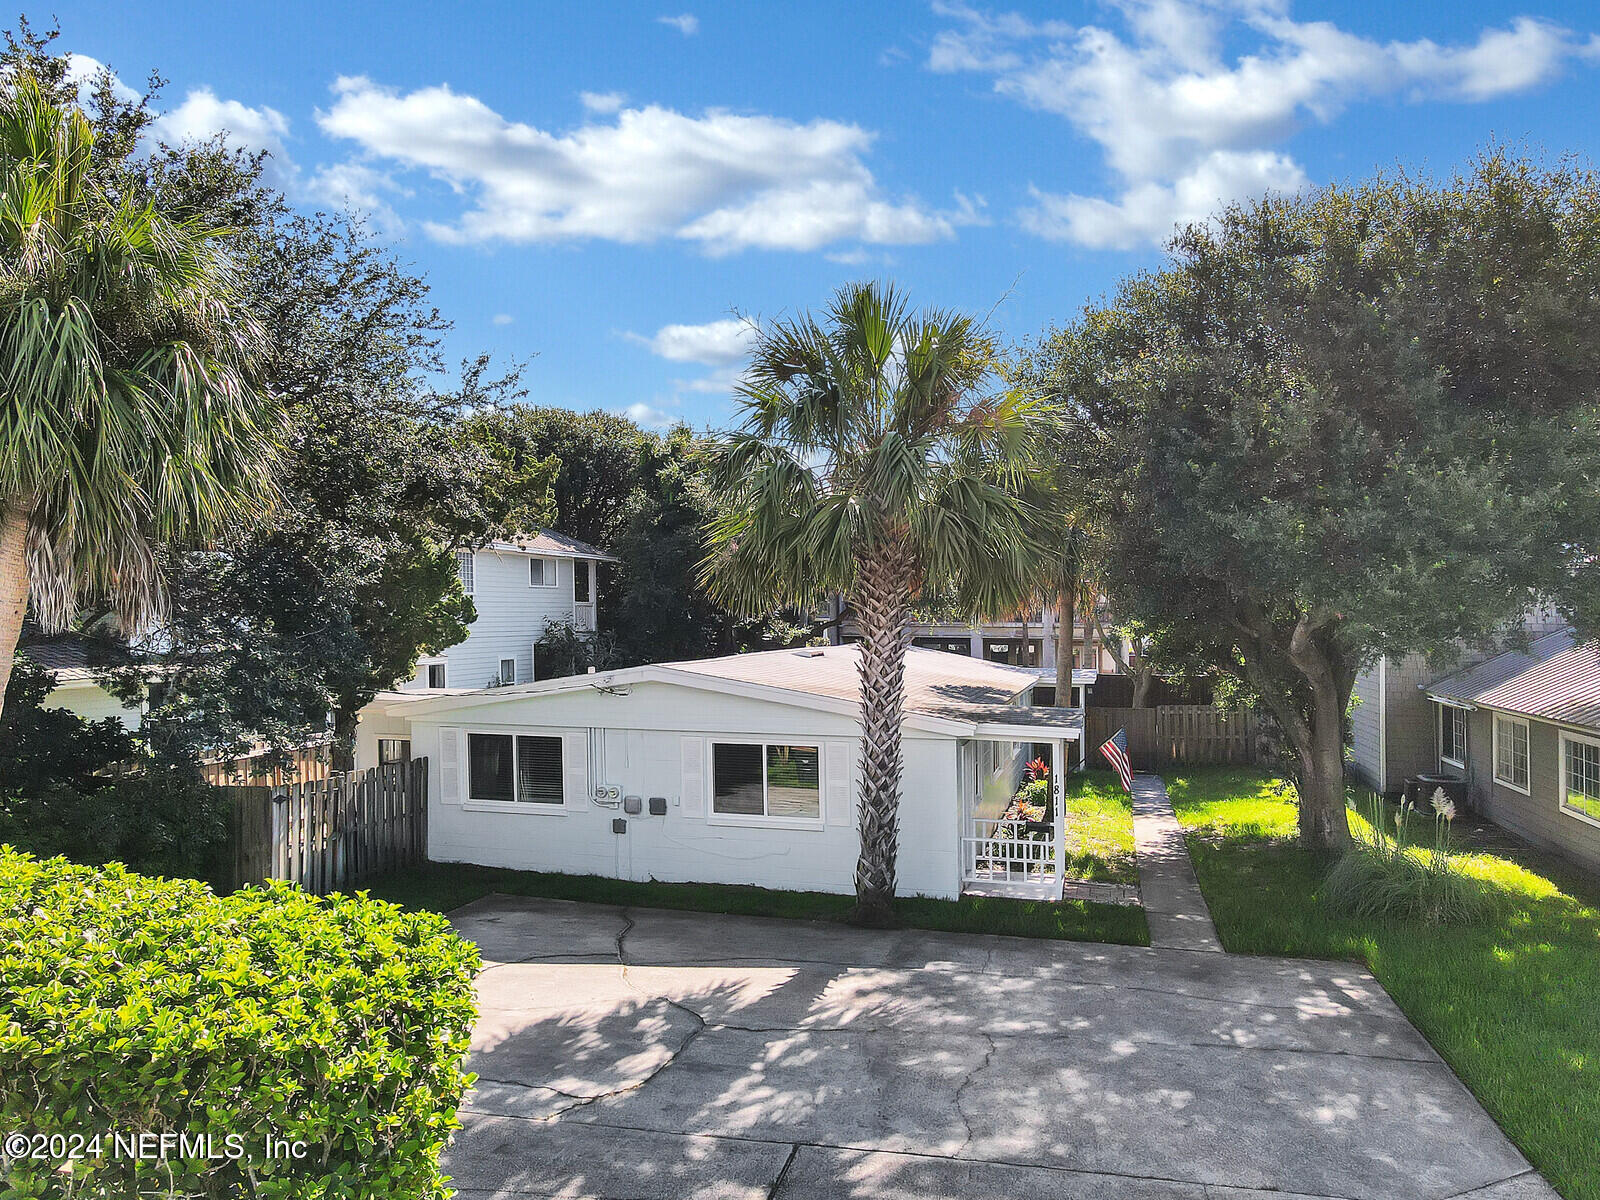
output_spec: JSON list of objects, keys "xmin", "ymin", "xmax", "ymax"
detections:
[{"xmin": 444, "ymin": 895, "xmax": 1554, "ymax": 1200}]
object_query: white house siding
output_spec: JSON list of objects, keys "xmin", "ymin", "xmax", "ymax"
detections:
[
  {"xmin": 353, "ymin": 706, "xmax": 417, "ymax": 772},
  {"xmin": 401, "ymin": 549, "xmax": 591, "ymax": 692},
  {"xmin": 1349, "ymin": 662, "xmax": 1383, "ymax": 791},
  {"xmin": 408, "ymin": 680, "xmax": 965, "ymax": 900},
  {"xmin": 40, "ymin": 681, "xmax": 142, "ymax": 730}
]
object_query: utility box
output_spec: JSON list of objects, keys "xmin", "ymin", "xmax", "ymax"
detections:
[{"xmin": 648, "ymin": 796, "xmax": 668, "ymax": 816}]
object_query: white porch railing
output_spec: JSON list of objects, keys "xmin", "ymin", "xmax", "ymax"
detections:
[{"xmin": 962, "ymin": 817, "xmax": 1058, "ymax": 885}]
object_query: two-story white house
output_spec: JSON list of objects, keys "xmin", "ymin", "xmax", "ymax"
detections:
[{"xmin": 398, "ymin": 530, "xmax": 616, "ymax": 693}]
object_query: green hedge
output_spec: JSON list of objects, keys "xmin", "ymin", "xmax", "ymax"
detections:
[{"xmin": 0, "ymin": 848, "xmax": 479, "ymax": 1199}]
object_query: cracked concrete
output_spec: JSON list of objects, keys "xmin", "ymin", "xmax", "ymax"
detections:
[{"xmin": 443, "ymin": 895, "xmax": 1557, "ymax": 1200}]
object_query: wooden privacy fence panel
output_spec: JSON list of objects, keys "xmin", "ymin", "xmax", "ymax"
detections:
[
  {"xmin": 1084, "ymin": 706, "xmax": 1257, "ymax": 768},
  {"xmin": 202, "ymin": 740, "xmax": 332, "ymax": 787},
  {"xmin": 222, "ymin": 759, "xmax": 428, "ymax": 894}
]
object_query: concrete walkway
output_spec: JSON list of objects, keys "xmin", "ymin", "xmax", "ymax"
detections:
[
  {"xmin": 443, "ymin": 896, "xmax": 1557, "ymax": 1199},
  {"xmin": 1131, "ymin": 773, "xmax": 1224, "ymax": 953}
]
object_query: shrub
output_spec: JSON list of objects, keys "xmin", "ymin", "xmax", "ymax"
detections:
[
  {"xmin": 1319, "ymin": 792, "xmax": 1495, "ymax": 926},
  {"xmin": 0, "ymin": 849, "xmax": 479, "ymax": 1199},
  {"xmin": 0, "ymin": 765, "xmax": 232, "ymax": 886}
]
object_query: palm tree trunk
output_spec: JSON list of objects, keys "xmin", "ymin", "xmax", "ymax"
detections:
[
  {"xmin": 1053, "ymin": 580, "xmax": 1075, "ymax": 705},
  {"xmin": 849, "ymin": 546, "xmax": 911, "ymax": 927},
  {"xmin": 0, "ymin": 499, "xmax": 31, "ymax": 718}
]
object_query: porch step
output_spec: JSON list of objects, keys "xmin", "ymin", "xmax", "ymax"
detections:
[{"xmin": 959, "ymin": 879, "xmax": 1143, "ymax": 906}]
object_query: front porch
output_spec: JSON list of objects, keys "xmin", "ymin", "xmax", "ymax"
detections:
[{"xmin": 956, "ymin": 710, "xmax": 1083, "ymax": 901}]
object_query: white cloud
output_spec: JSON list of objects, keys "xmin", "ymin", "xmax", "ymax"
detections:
[
  {"xmin": 620, "ymin": 402, "xmax": 680, "ymax": 428},
  {"xmin": 658, "ymin": 13, "xmax": 699, "ymax": 36},
  {"xmin": 154, "ymin": 87, "xmax": 294, "ymax": 183},
  {"xmin": 932, "ymin": 1, "xmax": 1599, "ymax": 247},
  {"xmin": 492, "ymin": 313, "xmax": 515, "ymax": 326},
  {"xmin": 304, "ymin": 160, "xmax": 406, "ymax": 229},
  {"xmin": 317, "ymin": 77, "xmax": 969, "ymax": 254},
  {"xmin": 628, "ymin": 317, "xmax": 760, "ymax": 366},
  {"xmin": 63, "ymin": 54, "xmax": 142, "ymax": 106},
  {"xmin": 581, "ymin": 90, "xmax": 627, "ymax": 114},
  {"xmin": 1021, "ymin": 149, "xmax": 1309, "ymax": 249}
]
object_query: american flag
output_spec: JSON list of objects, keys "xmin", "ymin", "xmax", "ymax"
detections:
[{"xmin": 1099, "ymin": 728, "xmax": 1134, "ymax": 793}]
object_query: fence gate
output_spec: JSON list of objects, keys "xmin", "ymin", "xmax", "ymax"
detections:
[{"xmin": 221, "ymin": 758, "xmax": 428, "ymax": 894}]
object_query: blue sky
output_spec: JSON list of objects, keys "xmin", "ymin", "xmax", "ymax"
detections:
[{"xmin": 55, "ymin": 0, "xmax": 1600, "ymax": 430}]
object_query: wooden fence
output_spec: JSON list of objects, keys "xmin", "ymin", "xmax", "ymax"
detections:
[
  {"xmin": 1084, "ymin": 705, "xmax": 1257, "ymax": 768},
  {"xmin": 219, "ymin": 759, "xmax": 427, "ymax": 894},
  {"xmin": 202, "ymin": 739, "xmax": 332, "ymax": 787}
]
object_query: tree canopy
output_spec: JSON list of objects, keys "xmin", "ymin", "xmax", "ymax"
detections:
[{"xmin": 1027, "ymin": 154, "xmax": 1600, "ymax": 846}]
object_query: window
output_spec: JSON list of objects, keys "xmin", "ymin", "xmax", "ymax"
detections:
[
  {"xmin": 529, "ymin": 556, "xmax": 557, "ymax": 587},
  {"xmin": 1560, "ymin": 732, "xmax": 1600, "ymax": 825},
  {"xmin": 499, "ymin": 657, "xmax": 517, "ymax": 685},
  {"xmin": 468, "ymin": 733, "xmax": 564, "ymax": 804},
  {"xmin": 377, "ymin": 738, "xmax": 411, "ymax": 766},
  {"xmin": 456, "ymin": 550, "xmax": 475, "ymax": 595},
  {"xmin": 1493, "ymin": 714, "xmax": 1530, "ymax": 793},
  {"xmin": 1440, "ymin": 705, "xmax": 1466, "ymax": 765},
  {"xmin": 427, "ymin": 662, "xmax": 447, "ymax": 688},
  {"xmin": 574, "ymin": 560, "xmax": 591, "ymax": 603},
  {"xmin": 712, "ymin": 742, "xmax": 821, "ymax": 820}
]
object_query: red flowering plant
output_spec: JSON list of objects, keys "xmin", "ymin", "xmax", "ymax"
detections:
[{"xmin": 1026, "ymin": 758, "xmax": 1049, "ymax": 781}]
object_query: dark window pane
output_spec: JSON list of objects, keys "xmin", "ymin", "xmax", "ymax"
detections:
[
  {"xmin": 516, "ymin": 735, "xmax": 564, "ymax": 804},
  {"xmin": 427, "ymin": 663, "xmax": 447, "ymax": 688},
  {"xmin": 766, "ymin": 745, "xmax": 820, "ymax": 818},
  {"xmin": 378, "ymin": 738, "xmax": 411, "ymax": 765},
  {"xmin": 713, "ymin": 743, "xmax": 764, "ymax": 815},
  {"xmin": 469, "ymin": 733, "xmax": 515, "ymax": 802},
  {"xmin": 574, "ymin": 561, "xmax": 591, "ymax": 602}
]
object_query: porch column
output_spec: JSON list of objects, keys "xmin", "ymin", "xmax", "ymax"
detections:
[
  {"xmin": 1053, "ymin": 738, "xmax": 1066, "ymax": 886},
  {"xmin": 1041, "ymin": 606, "xmax": 1056, "ymax": 670},
  {"xmin": 969, "ymin": 626, "xmax": 984, "ymax": 658}
]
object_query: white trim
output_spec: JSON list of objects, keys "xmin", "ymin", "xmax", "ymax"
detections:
[
  {"xmin": 1558, "ymin": 729, "xmax": 1600, "ymax": 829},
  {"xmin": 706, "ymin": 738, "xmax": 826, "ymax": 829},
  {"xmin": 463, "ymin": 727, "xmax": 571, "ymax": 813},
  {"xmin": 1426, "ymin": 694, "xmax": 1478, "ymax": 710},
  {"xmin": 1377, "ymin": 656, "xmax": 1388, "ymax": 790},
  {"xmin": 418, "ymin": 657, "xmax": 448, "ymax": 689},
  {"xmin": 498, "ymin": 656, "xmax": 517, "ymax": 685},
  {"xmin": 1492, "ymin": 712, "xmax": 1531, "ymax": 796}
]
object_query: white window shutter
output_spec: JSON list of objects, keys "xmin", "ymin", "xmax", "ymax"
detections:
[
  {"xmin": 680, "ymin": 736, "xmax": 705, "ymax": 816},
  {"xmin": 825, "ymin": 740, "xmax": 854, "ymax": 827},
  {"xmin": 563, "ymin": 730, "xmax": 589, "ymax": 807},
  {"xmin": 438, "ymin": 727, "xmax": 462, "ymax": 805}
]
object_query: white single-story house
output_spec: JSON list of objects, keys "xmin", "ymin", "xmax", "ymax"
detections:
[
  {"xmin": 363, "ymin": 645, "xmax": 1084, "ymax": 901},
  {"xmin": 19, "ymin": 635, "xmax": 149, "ymax": 729}
]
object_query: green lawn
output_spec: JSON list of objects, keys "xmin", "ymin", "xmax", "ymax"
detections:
[
  {"xmin": 1166, "ymin": 767, "xmax": 1600, "ymax": 1200},
  {"xmin": 367, "ymin": 862, "xmax": 1149, "ymax": 945},
  {"xmin": 1060, "ymin": 770, "xmax": 1139, "ymax": 885}
]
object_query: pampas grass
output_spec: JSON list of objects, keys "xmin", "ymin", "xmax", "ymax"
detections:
[{"xmin": 1320, "ymin": 791, "xmax": 1496, "ymax": 926}]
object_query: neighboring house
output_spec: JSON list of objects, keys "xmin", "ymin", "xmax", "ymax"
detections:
[
  {"xmin": 827, "ymin": 596, "xmax": 1119, "ymax": 706},
  {"xmin": 18, "ymin": 634, "xmax": 149, "ymax": 730},
  {"xmin": 398, "ymin": 530, "xmax": 616, "ymax": 693},
  {"xmin": 1349, "ymin": 608, "xmax": 1570, "ymax": 794},
  {"xmin": 1422, "ymin": 629, "xmax": 1600, "ymax": 874},
  {"xmin": 361, "ymin": 644, "xmax": 1083, "ymax": 900}
]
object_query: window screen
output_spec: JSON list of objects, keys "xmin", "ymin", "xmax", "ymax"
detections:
[
  {"xmin": 456, "ymin": 550, "xmax": 474, "ymax": 594},
  {"xmin": 469, "ymin": 733, "xmax": 515, "ymax": 802},
  {"xmin": 499, "ymin": 657, "xmax": 517, "ymax": 684},
  {"xmin": 530, "ymin": 557, "xmax": 556, "ymax": 587},
  {"xmin": 1441, "ymin": 707, "xmax": 1466, "ymax": 762},
  {"xmin": 712, "ymin": 743, "xmax": 764, "ymax": 815},
  {"xmin": 765, "ymin": 744, "xmax": 820, "ymax": 818},
  {"xmin": 515, "ymin": 735, "xmax": 564, "ymax": 803},
  {"xmin": 1494, "ymin": 717, "xmax": 1528, "ymax": 789},
  {"xmin": 427, "ymin": 662, "xmax": 447, "ymax": 688},
  {"xmin": 574, "ymin": 560, "xmax": 591, "ymax": 602}
]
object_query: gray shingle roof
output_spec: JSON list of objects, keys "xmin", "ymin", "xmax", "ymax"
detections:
[
  {"xmin": 664, "ymin": 644, "xmax": 1041, "ymax": 720},
  {"xmin": 489, "ymin": 529, "xmax": 617, "ymax": 561},
  {"xmin": 1427, "ymin": 628, "xmax": 1600, "ymax": 731}
]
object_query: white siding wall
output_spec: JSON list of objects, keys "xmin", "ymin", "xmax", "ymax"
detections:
[
  {"xmin": 401, "ymin": 550, "xmax": 595, "ymax": 691},
  {"xmin": 1349, "ymin": 661, "xmax": 1383, "ymax": 791},
  {"xmin": 41, "ymin": 681, "xmax": 142, "ymax": 729},
  {"xmin": 410, "ymin": 680, "xmax": 965, "ymax": 899}
]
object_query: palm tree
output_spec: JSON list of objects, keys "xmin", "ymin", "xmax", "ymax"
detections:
[
  {"xmin": 701, "ymin": 282, "xmax": 1040, "ymax": 925},
  {"xmin": 0, "ymin": 75, "xmax": 280, "ymax": 715}
]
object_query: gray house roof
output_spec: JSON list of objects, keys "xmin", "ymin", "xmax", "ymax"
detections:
[
  {"xmin": 1426, "ymin": 628, "xmax": 1600, "ymax": 731},
  {"xmin": 486, "ymin": 529, "xmax": 617, "ymax": 562}
]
